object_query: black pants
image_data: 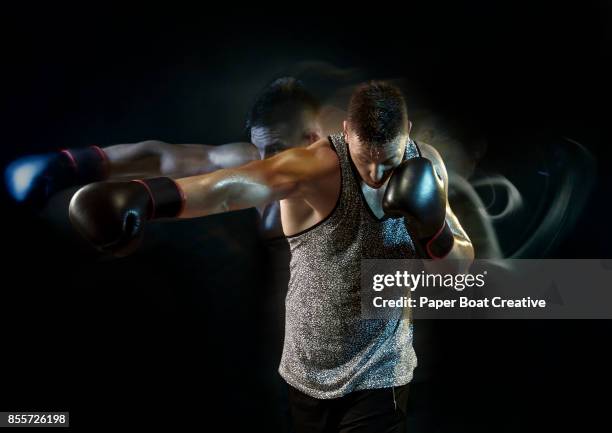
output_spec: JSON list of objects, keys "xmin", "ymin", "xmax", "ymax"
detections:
[{"xmin": 287, "ymin": 383, "xmax": 410, "ymax": 433}]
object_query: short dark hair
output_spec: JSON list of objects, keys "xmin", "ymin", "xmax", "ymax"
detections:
[
  {"xmin": 246, "ymin": 77, "xmax": 320, "ymax": 132},
  {"xmin": 347, "ymin": 81, "xmax": 408, "ymax": 147}
]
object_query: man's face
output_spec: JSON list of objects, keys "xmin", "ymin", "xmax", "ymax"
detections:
[
  {"xmin": 250, "ymin": 110, "xmax": 322, "ymax": 159},
  {"xmin": 344, "ymin": 120, "xmax": 408, "ymax": 189}
]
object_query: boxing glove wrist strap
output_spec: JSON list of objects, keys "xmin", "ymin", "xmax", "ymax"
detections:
[
  {"xmin": 414, "ymin": 220, "xmax": 455, "ymax": 260},
  {"xmin": 132, "ymin": 177, "xmax": 185, "ymax": 219},
  {"xmin": 59, "ymin": 146, "xmax": 110, "ymax": 182}
]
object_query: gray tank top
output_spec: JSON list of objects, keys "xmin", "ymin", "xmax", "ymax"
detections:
[{"xmin": 279, "ymin": 132, "xmax": 420, "ymax": 399}]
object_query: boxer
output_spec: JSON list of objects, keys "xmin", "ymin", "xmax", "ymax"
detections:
[{"xmin": 69, "ymin": 81, "xmax": 474, "ymax": 432}]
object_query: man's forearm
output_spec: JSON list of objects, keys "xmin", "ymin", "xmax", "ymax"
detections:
[
  {"xmin": 103, "ymin": 140, "xmax": 258, "ymax": 179},
  {"xmin": 423, "ymin": 231, "xmax": 474, "ymax": 274},
  {"xmin": 103, "ymin": 140, "xmax": 169, "ymax": 178},
  {"xmin": 175, "ymin": 165, "xmax": 293, "ymax": 219}
]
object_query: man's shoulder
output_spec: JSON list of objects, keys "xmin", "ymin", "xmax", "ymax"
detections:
[
  {"xmin": 417, "ymin": 141, "xmax": 445, "ymax": 165},
  {"xmin": 306, "ymin": 137, "xmax": 338, "ymax": 167},
  {"xmin": 269, "ymin": 138, "xmax": 338, "ymax": 179},
  {"xmin": 307, "ymin": 136, "xmax": 333, "ymax": 151},
  {"xmin": 416, "ymin": 141, "xmax": 448, "ymax": 184}
]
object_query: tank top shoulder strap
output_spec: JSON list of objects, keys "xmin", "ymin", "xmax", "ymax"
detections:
[
  {"xmin": 326, "ymin": 132, "xmax": 361, "ymax": 218},
  {"xmin": 328, "ymin": 132, "xmax": 351, "ymax": 175},
  {"xmin": 404, "ymin": 138, "xmax": 422, "ymax": 161},
  {"xmin": 328, "ymin": 132, "xmax": 358, "ymax": 193}
]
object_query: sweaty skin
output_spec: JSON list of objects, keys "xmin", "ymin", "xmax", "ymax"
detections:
[
  {"xmin": 175, "ymin": 135, "xmax": 474, "ymax": 268},
  {"xmin": 94, "ymin": 139, "xmax": 286, "ymax": 238},
  {"xmin": 96, "ymin": 114, "xmax": 472, "ymax": 266},
  {"xmin": 178, "ymin": 139, "xmax": 340, "ymax": 234},
  {"xmin": 98, "ymin": 107, "xmax": 324, "ymax": 238}
]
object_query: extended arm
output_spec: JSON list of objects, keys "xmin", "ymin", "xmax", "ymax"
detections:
[
  {"xmin": 104, "ymin": 140, "xmax": 259, "ymax": 178},
  {"xmin": 68, "ymin": 140, "xmax": 337, "ymax": 255},
  {"xmin": 176, "ymin": 144, "xmax": 334, "ymax": 218},
  {"xmin": 5, "ymin": 139, "xmax": 259, "ymax": 208}
]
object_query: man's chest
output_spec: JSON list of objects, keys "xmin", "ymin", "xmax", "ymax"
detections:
[{"xmin": 360, "ymin": 181, "xmax": 388, "ymax": 219}]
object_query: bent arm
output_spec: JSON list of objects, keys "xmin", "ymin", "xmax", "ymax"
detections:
[{"xmin": 420, "ymin": 143, "xmax": 474, "ymax": 272}]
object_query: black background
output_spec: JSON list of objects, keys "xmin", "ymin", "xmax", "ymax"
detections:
[{"xmin": 0, "ymin": 2, "xmax": 610, "ymax": 431}]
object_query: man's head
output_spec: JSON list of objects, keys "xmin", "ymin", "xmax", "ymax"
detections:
[
  {"xmin": 247, "ymin": 77, "xmax": 322, "ymax": 159},
  {"xmin": 344, "ymin": 81, "xmax": 411, "ymax": 188}
]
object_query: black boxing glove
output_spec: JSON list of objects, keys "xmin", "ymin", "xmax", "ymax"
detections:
[
  {"xmin": 5, "ymin": 146, "xmax": 109, "ymax": 209},
  {"xmin": 383, "ymin": 157, "xmax": 454, "ymax": 259},
  {"xmin": 69, "ymin": 177, "xmax": 184, "ymax": 256}
]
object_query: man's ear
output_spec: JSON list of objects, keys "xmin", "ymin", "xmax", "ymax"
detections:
[
  {"xmin": 308, "ymin": 132, "xmax": 321, "ymax": 144},
  {"xmin": 407, "ymin": 120, "xmax": 413, "ymax": 136},
  {"xmin": 343, "ymin": 120, "xmax": 348, "ymax": 136}
]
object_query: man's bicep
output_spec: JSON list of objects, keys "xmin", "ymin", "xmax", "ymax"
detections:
[
  {"xmin": 446, "ymin": 203, "xmax": 471, "ymax": 243},
  {"xmin": 176, "ymin": 155, "xmax": 300, "ymax": 217},
  {"xmin": 240, "ymin": 148, "xmax": 313, "ymax": 200},
  {"xmin": 419, "ymin": 142, "xmax": 449, "ymax": 191},
  {"xmin": 420, "ymin": 143, "xmax": 471, "ymax": 241},
  {"xmin": 245, "ymin": 145, "xmax": 335, "ymax": 201}
]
